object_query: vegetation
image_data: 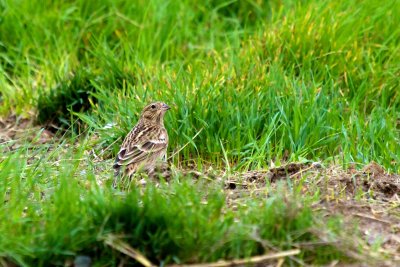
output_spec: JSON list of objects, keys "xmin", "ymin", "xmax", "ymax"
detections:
[
  {"xmin": 0, "ymin": 143, "xmax": 347, "ymax": 265},
  {"xmin": 0, "ymin": 0, "xmax": 399, "ymax": 266}
]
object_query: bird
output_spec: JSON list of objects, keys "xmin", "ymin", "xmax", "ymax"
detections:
[{"xmin": 113, "ymin": 102, "xmax": 170, "ymax": 188}]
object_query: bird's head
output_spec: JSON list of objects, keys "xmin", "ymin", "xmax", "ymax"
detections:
[{"xmin": 140, "ymin": 102, "xmax": 170, "ymax": 125}]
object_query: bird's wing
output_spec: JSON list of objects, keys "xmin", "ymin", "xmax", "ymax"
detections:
[
  {"xmin": 116, "ymin": 140, "xmax": 167, "ymax": 166},
  {"xmin": 114, "ymin": 128, "xmax": 168, "ymax": 169}
]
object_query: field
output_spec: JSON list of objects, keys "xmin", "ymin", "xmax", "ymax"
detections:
[{"xmin": 0, "ymin": 0, "xmax": 399, "ymax": 266}]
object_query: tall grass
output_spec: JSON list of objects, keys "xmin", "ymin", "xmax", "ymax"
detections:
[{"xmin": 1, "ymin": 0, "xmax": 398, "ymax": 170}]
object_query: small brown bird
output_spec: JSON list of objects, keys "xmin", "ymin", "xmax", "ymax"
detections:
[{"xmin": 113, "ymin": 102, "xmax": 170, "ymax": 188}]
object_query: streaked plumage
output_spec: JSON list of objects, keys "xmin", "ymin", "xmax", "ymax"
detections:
[{"xmin": 113, "ymin": 102, "xmax": 170, "ymax": 188}]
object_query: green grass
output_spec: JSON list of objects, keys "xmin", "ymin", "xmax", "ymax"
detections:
[
  {"xmin": 0, "ymin": 0, "xmax": 399, "ymax": 265},
  {"xmin": 1, "ymin": 0, "xmax": 399, "ymax": 170},
  {"xmin": 1, "ymin": 139, "xmax": 352, "ymax": 266}
]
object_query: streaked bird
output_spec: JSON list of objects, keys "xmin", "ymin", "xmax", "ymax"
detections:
[{"xmin": 113, "ymin": 102, "xmax": 170, "ymax": 188}]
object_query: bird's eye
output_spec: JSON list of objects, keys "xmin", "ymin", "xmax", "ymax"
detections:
[{"xmin": 151, "ymin": 104, "xmax": 156, "ymax": 109}]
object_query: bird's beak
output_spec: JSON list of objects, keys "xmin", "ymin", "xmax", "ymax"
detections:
[{"xmin": 162, "ymin": 103, "xmax": 170, "ymax": 110}]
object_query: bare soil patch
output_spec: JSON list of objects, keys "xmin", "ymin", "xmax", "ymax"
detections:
[
  {"xmin": 221, "ymin": 162, "xmax": 399, "ymax": 201},
  {"xmin": 0, "ymin": 114, "xmax": 54, "ymax": 150},
  {"xmin": 217, "ymin": 161, "xmax": 400, "ymax": 266}
]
